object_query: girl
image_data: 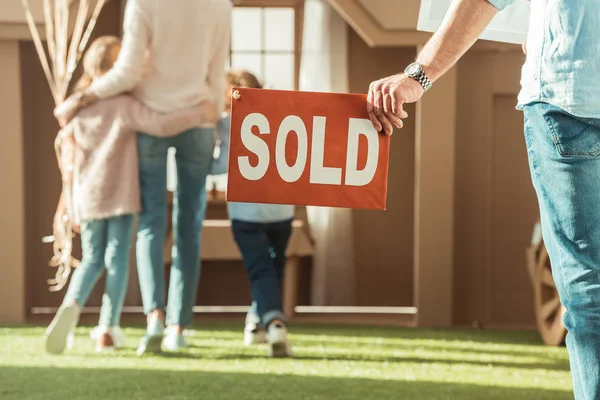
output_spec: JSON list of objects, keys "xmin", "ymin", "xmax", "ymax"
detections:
[
  {"xmin": 217, "ymin": 70, "xmax": 294, "ymax": 357},
  {"xmin": 46, "ymin": 36, "xmax": 215, "ymax": 354}
]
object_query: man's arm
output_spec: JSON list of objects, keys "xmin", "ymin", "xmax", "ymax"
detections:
[
  {"xmin": 54, "ymin": 0, "xmax": 150, "ymax": 123},
  {"xmin": 417, "ymin": 0, "xmax": 510, "ymax": 82},
  {"xmin": 367, "ymin": 0, "xmax": 503, "ymax": 135},
  {"xmin": 206, "ymin": 5, "xmax": 232, "ymax": 117},
  {"xmin": 87, "ymin": 0, "xmax": 150, "ymax": 99}
]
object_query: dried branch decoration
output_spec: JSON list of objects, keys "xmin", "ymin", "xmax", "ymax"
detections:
[{"xmin": 21, "ymin": 0, "xmax": 106, "ymax": 291}]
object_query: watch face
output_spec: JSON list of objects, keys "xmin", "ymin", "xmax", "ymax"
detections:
[{"xmin": 405, "ymin": 62, "xmax": 421, "ymax": 76}]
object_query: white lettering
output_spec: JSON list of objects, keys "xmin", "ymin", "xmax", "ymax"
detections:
[
  {"xmin": 238, "ymin": 113, "xmax": 270, "ymax": 181},
  {"xmin": 309, "ymin": 117, "xmax": 342, "ymax": 185},
  {"xmin": 275, "ymin": 116, "xmax": 308, "ymax": 183},
  {"xmin": 345, "ymin": 118, "xmax": 379, "ymax": 186}
]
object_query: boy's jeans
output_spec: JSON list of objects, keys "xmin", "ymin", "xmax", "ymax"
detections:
[
  {"xmin": 524, "ymin": 102, "xmax": 600, "ymax": 399},
  {"xmin": 136, "ymin": 128, "xmax": 213, "ymax": 327},
  {"xmin": 231, "ymin": 219, "xmax": 293, "ymax": 328}
]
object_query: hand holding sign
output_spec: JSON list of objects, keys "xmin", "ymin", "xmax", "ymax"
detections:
[{"xmin": 227, "ymin": 88, "xmax": 390, "ymax": 210}]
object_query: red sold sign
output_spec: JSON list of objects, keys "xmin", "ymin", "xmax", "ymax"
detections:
[{"xmin": 226, "ymin": 88, "xmax": 390, "ymax": 210}]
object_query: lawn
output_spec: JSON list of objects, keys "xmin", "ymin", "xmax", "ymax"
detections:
[{"xmin": 0, "ymin": 324, "xmax": 572, "ymax": 400}]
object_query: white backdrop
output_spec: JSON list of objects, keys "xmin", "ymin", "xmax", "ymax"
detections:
[{"xmin": 417, "ymin": 0, "xmax": 531, "ymax": 44}]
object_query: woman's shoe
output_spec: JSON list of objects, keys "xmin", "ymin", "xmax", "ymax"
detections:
[
  {"xmin": 163, "ymin": 327, "xmax": 189, "ymax": 352},
  {"xmin": 136, "ymin": 314, "xmax": 165, "ymax": 356}
]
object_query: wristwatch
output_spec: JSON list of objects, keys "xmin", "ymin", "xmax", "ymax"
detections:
[{"xmin": 404, "ymin": 62, "xmax": 432, "ymax": 92}]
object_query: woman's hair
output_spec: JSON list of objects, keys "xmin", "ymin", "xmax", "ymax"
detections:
[
  {"xmin": 74, "ymin": 35, "xmax": 121, "ymax": 92},
  {"xmin": 226, "ymin": 69, "xmax": 263, "ymax": 89}
]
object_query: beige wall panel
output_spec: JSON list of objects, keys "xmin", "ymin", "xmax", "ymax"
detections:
[
  {"xmin": 490, "ymin": 95, "xmax": 538, "ymax": 327},
  {"xmin": 413, "ymin": 61, "xmax": 457, "ymax": 328},
  {"xmin": 356, "ymin": 0, "xmax": 420, "ymax": 30},
  {"xmin": 453, "ymin": 50, "xmax": 536, "ymax": 328},
  {"xmin": 0, "ymin": 41, "xmax": 26, "ymax": 322},
  {"xmin": 347, "ymin": 29, "xmax": 416, "ymax": 306}
]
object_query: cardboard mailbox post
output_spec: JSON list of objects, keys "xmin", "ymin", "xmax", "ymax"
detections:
[{"xmin": 226, "ymin": 88, "xmax": 390, "ymax": 210}]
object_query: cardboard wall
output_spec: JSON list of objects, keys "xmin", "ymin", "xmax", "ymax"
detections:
[
  {"xmin": 13, "ymin": 5, "xmax": 539, "ymax": 328},
  {"xmin": 347, "ymin": 29, "xmax": 416, "ymax": 307},
  {"xmin": 346, "ymin": 30, "xmax": 538, "ymax": 328}
]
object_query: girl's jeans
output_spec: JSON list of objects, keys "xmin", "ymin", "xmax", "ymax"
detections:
[{"xmin": 64, "ymin": 214, "xmax": 135, "ymax": 327}]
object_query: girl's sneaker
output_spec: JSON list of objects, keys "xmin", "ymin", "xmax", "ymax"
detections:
[
  {"xmin": 45, "ymin": 303, "xmax": 81, "ymax": 354},
  {"xmin": 90, "ymin": 325, "xmax": 126, "ymax": 348},
  {"xmin": 267, "ymin": 322, "xmax": 292, "ymax": 358},
  {"xmin": 95, "ymin": 327, "xmax": 116, "ymax": 353},
  {"xmin": 243, "ymin": 324, "xmax": 268, "ymax": 346},
  {"xmin": 137, "ymin": 314, "xmax": 165, "ymax": 356}
]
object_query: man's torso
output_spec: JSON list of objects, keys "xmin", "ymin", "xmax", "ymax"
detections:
[{"xmin": 519, "ymin": 0, "xmax": 600, "ymax": 118}]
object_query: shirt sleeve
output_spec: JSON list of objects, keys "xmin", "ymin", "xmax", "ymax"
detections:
[
  {"xmin": 88, "ymin": 0, "xmax": 150, "ymax": 98},
  {"xmin": 486, "ymin": 0, "xmax": 517, "ymax": 10},
  {"xmin": 206, "ymin": 4, "xmax": 232, "ymax": 117},
  {"xmin": 123, "ymin": 97, "xmax": 206, "ymax": 137}
]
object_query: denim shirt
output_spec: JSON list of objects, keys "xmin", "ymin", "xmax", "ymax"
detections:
[
  {"xmin": 216, "ymin": 114, "xmax": 295, "ymax": 223},
  {"xmin": 488, "ymin": 0, "xmax": 600, "ymax": 118}
]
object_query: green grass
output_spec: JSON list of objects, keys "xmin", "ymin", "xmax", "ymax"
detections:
[{"xmin": 0, "ymin": 324, "xmax": 572, "ymax": 400}]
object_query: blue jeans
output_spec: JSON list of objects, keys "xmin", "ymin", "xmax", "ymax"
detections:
[
  {"xmin": 64, "ymin": 214, "xmax": 134, "ymax": 327},
  {"xmin": 231, "ymin": 219, "xmax": 292, "ymax": 328},
  {"xmin": 137, "ymin": 128, "xmax": 213, "ymax": 327},
  {"xmin": 524, "ymin": 102, "xmax": 600, "ymax": 400}
]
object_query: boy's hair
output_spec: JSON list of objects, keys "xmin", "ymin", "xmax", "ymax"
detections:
[
  {"xmin": 74, "ymin": 35, "xmax": 121, "ymax": 92},
  {"xmin": 226, "ymin": 69, "xmax": 263, "ymax": 89}
]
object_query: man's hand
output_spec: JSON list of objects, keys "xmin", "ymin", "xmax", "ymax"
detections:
[
  {"xmin": 367, "ymin": 74, "xmax": 424, "ymax": 136},
  {"xmin": 366, "ymin": 0, "xmax": 499, "ymax": 136}
]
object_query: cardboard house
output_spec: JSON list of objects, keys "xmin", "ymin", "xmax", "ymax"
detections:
[{"xmin": 0, "ymin": 0, "xmax": 536, "ymax": 330}]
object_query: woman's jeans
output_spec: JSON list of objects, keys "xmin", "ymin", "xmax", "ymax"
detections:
[
  {"xmin": 524, "ymin": 102, "xmax": 600, "ymax": 399},
  {"xmin": 64, "ymin": 214, "xmax": 135, "ymax": 327},
  {"xmin": 136, "ymin": 128, "xmax": 213, "ymax": 327},
  {"xmin": 231, "ymin": 219, "xmax": 292, "ymax": 328}
]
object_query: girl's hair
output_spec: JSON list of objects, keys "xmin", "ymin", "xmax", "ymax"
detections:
[
  {"xmin": 226, "ymin": 69, "xmax": 263, "ymax": 89},
  {"xmin": 74, "ymin": 35, "xmax": 121, "ymax": 92}
]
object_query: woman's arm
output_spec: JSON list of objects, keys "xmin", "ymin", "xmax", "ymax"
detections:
[
  {"xmin": 55, "ymin": 0, "xmax": 149, "ymax": 123},
  {"xmin": 87, "ymin": 0, "xmax": 150, "ymax": 99},
  {"xmin": 124, "ymin": 98, "xmax": 218, "ymax": 137},
  {"xmin": 207, "ymin": 9, "xmax": 231, "ymax": 118}
]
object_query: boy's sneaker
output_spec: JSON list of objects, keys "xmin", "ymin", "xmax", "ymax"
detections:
[
  {"xmin": 243, "ymin": 324, "xmax": 268, "ymax": 346},
  {"xmin": 95, "ymin": 327, "xmax": 116, "ymax": 353},
  {"xmin": 90, "ymin": 325, "xmax": 126, "ymax": 348},
  {"xmin": 267, "ymin": 322, "xmax": 292, "ymax": 358},
  {"xmin": 163, "ymin": 328, "xmax": 189, "ymax": 352},
  {"xmin": 45, "ymin": 303, "xmax": 81, "ymax": 355},
  {"xmin": 136, "ymin": 314, "xmax": 165, "ymax": 356}
]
